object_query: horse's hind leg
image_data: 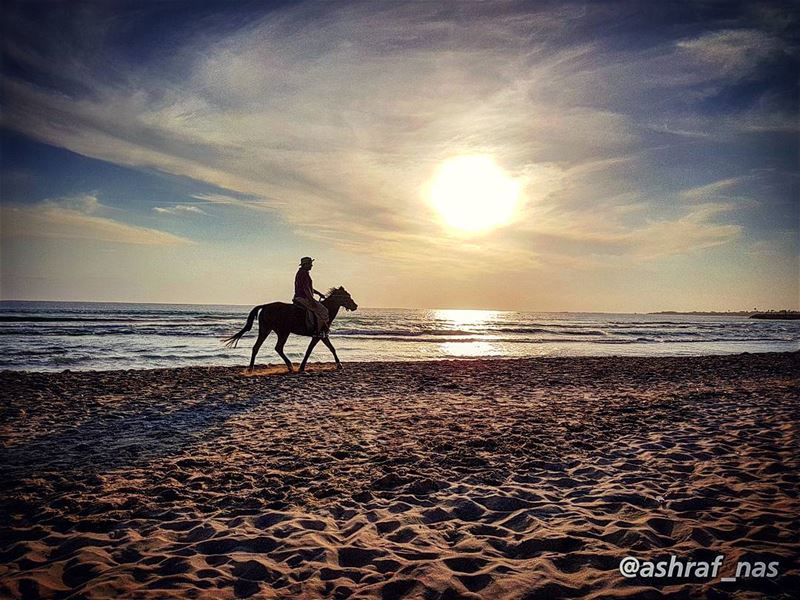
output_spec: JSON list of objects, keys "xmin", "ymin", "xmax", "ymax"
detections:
[
  {"xmin": 249, "ymin": 329, "xmax": 270, "ymax": 371},
  {"xmin": 275, "ymin": 332, "xmax": 293, "ymax": 373}
]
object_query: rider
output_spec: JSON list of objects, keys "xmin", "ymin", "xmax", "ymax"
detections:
[{"xmin": 293, "ymin": 257, "xmax": 329, "ymax": 336}]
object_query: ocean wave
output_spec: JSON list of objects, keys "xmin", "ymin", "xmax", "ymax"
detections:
[
  {"xmin": 338, "ymin": 334, "xmax": 794, "ymax": 344},
  {"xmin": 1, "ymin": 326, "xmax": 794, "ymax": 344},
  {"xmin": 0, "ymin": 317, "xmax": 237, "ymax": 327},
  {"xmin": 264, "ymin": 326, "xmax": 614, "ymax": 337}
]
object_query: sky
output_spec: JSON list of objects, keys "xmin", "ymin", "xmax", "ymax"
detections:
[{"xmin": 1, "ymin": 0, "xmax": 797, "ymax": 311}]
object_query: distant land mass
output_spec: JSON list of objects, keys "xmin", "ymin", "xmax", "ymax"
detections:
[
  {"xmin": 651, "ymin": 310, "xmax": 800, "ymax": 320},
  {"xmin": 750, "ymin": 311, "xmax": 800, "ymax": 320}
]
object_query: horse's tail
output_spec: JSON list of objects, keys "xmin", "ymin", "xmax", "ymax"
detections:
[{"xmin": 222, "ymin": 305, "xmax": 264, "ymax": 348}]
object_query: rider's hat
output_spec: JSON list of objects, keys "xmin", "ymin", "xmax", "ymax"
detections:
[{"xmin": 300, "ymin": 256, "xmax": 314, "ymax": 266}]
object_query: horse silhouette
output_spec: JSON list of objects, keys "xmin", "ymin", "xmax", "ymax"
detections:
[{"xmin": 223, "ymin": 286, "xmax": 358, "ymax": 372}]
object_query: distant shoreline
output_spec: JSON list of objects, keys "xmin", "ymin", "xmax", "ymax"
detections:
[
  {"xmin": 651, "ymin": 310, "xmax": 800, "ymax": 319},
  {"xmin": 750, "ymin": 312, "xmax": 800, "ymax": 320}
]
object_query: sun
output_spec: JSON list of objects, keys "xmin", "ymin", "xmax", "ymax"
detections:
[{"xmin": 429, "ymin": 155, "xmax": 521, "ymax": 234}]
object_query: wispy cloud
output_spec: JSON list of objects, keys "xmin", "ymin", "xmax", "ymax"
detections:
[
  {"xmin": 680, "ymin": 176, "xmax": 754, "ymax": 202},
  {"xmin": 153, "ymin": 204, "xmax": 208, "ymax": 216},
  {"xmin": 676, "ymin": 29, "xmax": 785, "ymax": 80},
  {"xmin": 523, "ymin": 201, "xmax": 741, "ymax": 261},
  {"xmin": 1, "ymin": 194, "xmax": 193, "ymax": 246}
]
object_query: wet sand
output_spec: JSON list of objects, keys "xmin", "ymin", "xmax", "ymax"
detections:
[{"xmin": 1, "ymin": 353, "xmax": 798, "ymax": 598}]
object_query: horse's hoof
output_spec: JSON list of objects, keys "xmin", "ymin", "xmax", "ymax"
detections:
[{"xmin": 336, "ymin": 363, "xmax": 343, "ymax": 370}]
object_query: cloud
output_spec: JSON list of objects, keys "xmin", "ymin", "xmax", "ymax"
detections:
[
  {"xmin": 0, "ymin": 1, "xmax": 791, "ymax": 274},
  {"xmin": 676, "ymin": 29, "xmax": 785, "ymax": 80},
  {"xmin": 0, "ymin": 5, "xmax": 636, "ymax": 242},
  {"xmin": 1, "ymin": 195, "xmax": 193, "ymax": 246},
  {"xmin": 522, "ymin": 200, "xmax": 741, "ymax": 261},
  {"xmin": 629, "ymin": 203, "xmax": 742, "ymax": 259},
  {"xmin": 188, "ymin": 192, "xmax": 279, "ymax": 212},
  {"xmin": 153, "ymin": 204, "xmax": 208, "ymax": 215},
  {"xmin": 680, "ymin": 176, "xmax": 754, "ymax": 202}
]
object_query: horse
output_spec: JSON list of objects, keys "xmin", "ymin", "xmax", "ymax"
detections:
[{"xmin": 223, "ymin": 287, "xmax": 358, "ymax": 372}]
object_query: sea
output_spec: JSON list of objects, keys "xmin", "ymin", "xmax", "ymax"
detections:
[{"xmin": 1, "ymin": 301, "xmax": 797, "ymax": 372}]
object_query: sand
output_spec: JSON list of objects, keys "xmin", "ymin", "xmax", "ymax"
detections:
[{"xmin": 1, "ymin": 353, "xmax": 798, "ymax": 599}]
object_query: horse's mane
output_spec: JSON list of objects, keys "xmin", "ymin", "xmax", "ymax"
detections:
[{"xmin": 326, "ymin": 286, "xmax": 347, "ymax": 296}]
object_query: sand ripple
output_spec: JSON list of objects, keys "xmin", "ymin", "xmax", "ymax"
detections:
[{"xmin": 1, "ymin": 353, "xmax": 798, "ymax": 598}]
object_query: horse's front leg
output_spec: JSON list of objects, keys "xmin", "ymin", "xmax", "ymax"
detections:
[
  {"xmin": 321, "ymin": 337, "xmax": 342, "ymax": 370},
  {"xmin": 299, "ymin": 337, "xmax": 320, "ymax": 372},
  {"xmin": 274, "ymin": 332, "xmax": 293, "ymax": 372}
]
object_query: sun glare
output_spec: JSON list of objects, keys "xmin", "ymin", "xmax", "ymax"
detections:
[
  {"xmin": 429, "ymin": 155, "xmax": 521, "ymax": 234},
  {"xmin": 433, "ymin": 309, "xmax": 500, "ymax": 328}
]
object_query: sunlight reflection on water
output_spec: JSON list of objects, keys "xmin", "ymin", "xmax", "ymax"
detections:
[
  {"xmin": 431, "ymin": 309, "xmax": 503, "ymax": 357},
  {"xmin": 432, "ymin": 309, "xmax": 501, "ymax": 329}
]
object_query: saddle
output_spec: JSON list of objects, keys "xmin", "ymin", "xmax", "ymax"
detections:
[{"xmin": 292, "ymin": 299, "xmax": 326, "ymax": 336}]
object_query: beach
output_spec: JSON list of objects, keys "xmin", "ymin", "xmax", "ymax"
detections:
[{"xmin": 1, "ymin": 352, "xmax": 798, "ymax": 598}]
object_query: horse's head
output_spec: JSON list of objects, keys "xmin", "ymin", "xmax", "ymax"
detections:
[{"xmin": 326, "ymin": 286, "xmax": 358, "ymax": 311}]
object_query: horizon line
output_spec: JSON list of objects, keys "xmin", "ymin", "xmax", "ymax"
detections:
[{"xmin": 1, "ymin": 298, "xmax": 796, "ymax": 314}]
